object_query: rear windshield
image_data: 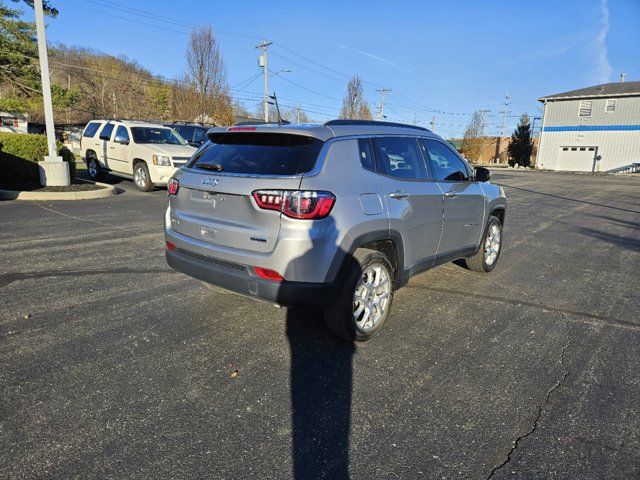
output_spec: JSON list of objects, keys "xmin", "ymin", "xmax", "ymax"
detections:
[{"xmin": 187, "ymin": 133, "xmax": 323, "ymax": 175}]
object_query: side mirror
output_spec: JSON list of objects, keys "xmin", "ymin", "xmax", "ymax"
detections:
[
  {"xmin": 114, "ymin": 136, "xmax": 129, "ymax": 145},
  {"xmin": 474, "ymin": 166, "xmax": 492, "ymax": 182}
]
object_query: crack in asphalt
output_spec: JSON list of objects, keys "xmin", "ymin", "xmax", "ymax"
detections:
[
  {"xmin": 486, "ymin": 340, "xmax": 571, "ymax": 479},
  {"xmin": 34, "ymin": 203, "xmax": 130, "ymax": 231}
]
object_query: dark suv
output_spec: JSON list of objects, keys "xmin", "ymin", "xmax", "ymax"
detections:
[{"xmin": 165, "ymin": 122, "xmax": 213, "ymax": 148}]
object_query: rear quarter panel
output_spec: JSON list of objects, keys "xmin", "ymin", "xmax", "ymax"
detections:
[{"xmin": 299, "ymin": 139, "xmax": 390, "ymax": 282}]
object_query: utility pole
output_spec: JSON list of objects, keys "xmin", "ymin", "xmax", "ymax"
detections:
[
  {"xmin": 296, "ymin": 103, "xmax": 301, "ymax": 123},
  {"xmin": 413, "ymin": 112, "xmax": 417, "ymax": 126},
  {"xmin": 34, "ymin": 0, "xmax": 69, "ymax": 186},
  {"xmin": 255, "ymin": 40, "xmax": 273, "ymax": 122},
  {"xmin": 479, "ymin": 109, "xmax": 491, "ymax": 137},
  {"xmin": 430, "ymin": 116, "xmax": 436, "ymax": 132},
  {"xmin": 375, "ymin": 88, "xmax": 391, "ymax": 120},
  {"xmin": 500, "ymin": 92, "xmax": 509, "ymax": 139},
  {"xmin": 496, "ymin": 92, "xmax": 509, "ymax": 162}
]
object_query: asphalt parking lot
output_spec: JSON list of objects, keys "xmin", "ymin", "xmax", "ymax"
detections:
[{"xmin": 1, "ymin": 170, "xmax": 639, "ymax": 479}]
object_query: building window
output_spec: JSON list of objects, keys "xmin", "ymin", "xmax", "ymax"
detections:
[
  {"xmin": 605, "ymin": 99, "xmax": 616, "ymax": 113},
  {"xmin": 579, "ymin": 100, "xmax": 592, "ymax": 117}
]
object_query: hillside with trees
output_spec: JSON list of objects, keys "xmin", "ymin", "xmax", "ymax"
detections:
[{"xmin": 0, "ymin": 1, "xmax": 235, "ymax": 125}]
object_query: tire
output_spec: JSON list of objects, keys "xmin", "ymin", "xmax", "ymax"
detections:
[
  {"xmin": 464, "ymin": 215, "xmax": 503, "ymax": 272},
  {"xmin": 133, "ymin": 162, "xmax": 153, "ymax": 192},
  {"xmin": 86, "ymin": 154, "xmax": 105, "ymax": 181},
  {"xmin": 324, "ymin": 248, "xmax": 395, "ymax": 342}
]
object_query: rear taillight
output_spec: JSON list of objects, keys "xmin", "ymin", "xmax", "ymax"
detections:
[
  {"xmin": 168, "ymin": 178, "xmax": 179, "ymax": 195},
  {"xmin": 252, "ymin": 190, "xmax": 335, "ymax": 219},
  {"xmin": 253, "ymin": 266, "xmax": 284, "ymax": 282}
]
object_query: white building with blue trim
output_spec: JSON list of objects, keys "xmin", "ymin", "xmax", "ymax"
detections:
[{"xmin": 536, "ymin": 81, "xmax": 640, "ymax": 172}]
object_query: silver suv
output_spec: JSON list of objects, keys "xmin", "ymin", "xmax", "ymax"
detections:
[{"xmin": 164, "ymin": 120, "xmax": 507, "ymax": 341}]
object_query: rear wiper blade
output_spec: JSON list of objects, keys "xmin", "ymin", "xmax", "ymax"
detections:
[{"xmin": 194, "ymin": 162, "xmax": 223, "ymax": 172}]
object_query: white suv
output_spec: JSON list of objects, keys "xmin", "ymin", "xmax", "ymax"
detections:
[{"xmin": 80, "ymin": 120, "xmax": 197, "ymax": 191}]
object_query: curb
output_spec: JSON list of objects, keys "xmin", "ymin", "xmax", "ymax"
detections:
[{"xmin": 0, "ymin": 182, "xmax": 117, "ymax": 201}]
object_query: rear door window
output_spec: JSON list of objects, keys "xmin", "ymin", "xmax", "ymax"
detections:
[
  {"xmin": 358, "ymin": 138, "xmax": 376, "ymax": 172},
  {"xmin": 99, "ymin": 123, "xmax": 115, "ymax": 141},
  {"xmin": 83, "ymin": 122, "xmax": 102, "ymax": 138},
  {"xmin": 188, "ymin": 133, "xmax": 324, "ymax": 175},
  {"xmin": 372, "ymin": 137, "xmax": 427, "ymax": 180}
]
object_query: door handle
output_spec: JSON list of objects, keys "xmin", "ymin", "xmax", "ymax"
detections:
[
  {"xmin": 109, "ymin": 146, "xmax": 115, "ymax": 149},
  {"xmin": 444, "ymin": 191, "xmax": 458, "ymax": 198},
  {"xmin": 389, "ymin": 191, "xmax": 409, "ymax": 199}
]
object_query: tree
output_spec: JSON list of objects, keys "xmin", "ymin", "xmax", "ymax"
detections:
[
  {"xmin": 14, "ymin": 0, "xmax": 58, "ymax": 16},
  {"xmin": 460, "ymin": 111, "xmax": 483, "ymax": 161},
  {"xmin": 174, "ymin": 24, "xmax": 232, "ymax": 125},
  {"xmin": 339, "ymin": 76, "xmax": 372, "ymax": 120},
  {"xmin": 0, "ymin": 2, "xmax": 39, "ymax": 96},
  {"xmin": 507, "ymin": 114, "xmax": 533, "ymax": 167}
]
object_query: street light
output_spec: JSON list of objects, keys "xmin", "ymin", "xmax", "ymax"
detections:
[
  {"xmin": 34, "ymin": 0, "xmax": 70, "ymax": 186},
  {"xmin": 269, "ymin": 68, "xmax": 292, "ymax": 78}
]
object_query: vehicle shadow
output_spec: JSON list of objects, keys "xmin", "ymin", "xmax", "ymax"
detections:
[
  {"xmin": 282, "ymin": 215, "xmax": 357, "ymax": 479},
  {"xmin": 286, "ymin": 308, "xmax": 355, "ymax": 479}
]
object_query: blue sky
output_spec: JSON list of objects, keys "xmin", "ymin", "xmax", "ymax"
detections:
[{"xmin": 24, "ymin": 0, "xmax": 640, "ymax": 137}]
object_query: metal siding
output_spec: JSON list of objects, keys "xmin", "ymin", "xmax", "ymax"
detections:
[{"xmin": 537, "ymin": 96, "xmax": 640, "ymax": 172}]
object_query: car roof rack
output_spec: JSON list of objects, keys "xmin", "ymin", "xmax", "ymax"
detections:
[{"xmin": 324, "ymin": 119, "xmax": 430, "ymax": 132}]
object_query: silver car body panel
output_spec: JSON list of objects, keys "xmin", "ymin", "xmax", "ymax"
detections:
[{"xmin": 165, "ymin": 122, "xmax": 507, "ymax": 305}]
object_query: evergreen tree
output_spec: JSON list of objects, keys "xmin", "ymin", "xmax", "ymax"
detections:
[
  {"xmin": 507, "ymin": 114, "xmax": 533, "ymax": 167},
  {"xmin": 0, "ymin": 1, "xmax": 39, "ymax": 96}
]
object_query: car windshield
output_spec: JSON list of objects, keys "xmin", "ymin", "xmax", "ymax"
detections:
[
  {"xmin": 131, "ymin": 127, "xmax": 186, "ymax": 145},
  {"xmin": 187, "ymin": 132, "xmax": 323, "ymax": 175}
]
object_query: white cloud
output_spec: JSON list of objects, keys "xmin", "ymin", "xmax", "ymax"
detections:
[
  {"xmin": 593, "ymin": 0, "xmax": 613, "ymax": 84},
  {"xmin": 335, "ymin": 43, "xmax": 413, "ymax": 74}
]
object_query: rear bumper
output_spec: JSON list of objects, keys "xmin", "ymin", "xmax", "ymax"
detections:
[{"xmin": 165, "ymin": 246, "xmax": 337, "ymax": 309}]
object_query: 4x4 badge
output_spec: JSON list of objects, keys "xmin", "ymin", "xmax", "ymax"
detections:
[{"xmin": 202, "ymin": 177, "xmax": 219, "ymax": 187}]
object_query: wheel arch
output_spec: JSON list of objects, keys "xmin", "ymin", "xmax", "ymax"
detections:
[
  {"xmin": 490, "ymin": 205, "xmax": 506, "ymax": 225},
  {"xmin": 331, "ymin": 230, "xmax": 405, "ymax": 288},
  {"xmin": 133, "ymin": 158, "xmax": 147, "ymax": 167}
]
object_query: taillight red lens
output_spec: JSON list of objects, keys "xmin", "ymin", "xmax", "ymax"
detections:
[
  {"xmin": 168, "ymin": 178, "xmax": 179, "ymax": 195},
  {"xmin": 252, "ymin": 190, "xmax": 335, "ymax": 219},
  {"xmin": 253, "ymin": 266, "xmax": 284, "ymax": 282},
  {"xmin": 166, "ymin": 241, "xmax": 175, "ymax": 251}
]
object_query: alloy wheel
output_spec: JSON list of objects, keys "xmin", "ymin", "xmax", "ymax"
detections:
[
  {"xmin": 88, "ymin": 159, "xmax": 98, "ymax": 178},
  {"xmin": 352, "ymin": 264, "xmax": 391, "ymax": 332},
  {"xmin": 484, "ymin": 223, "xmax": 501, "ymax": 266},
  {"xmin": 134, "ymin": 167, "xmax": 146, "ymax": 189}
]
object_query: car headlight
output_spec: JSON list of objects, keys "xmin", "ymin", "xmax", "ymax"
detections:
[{"xmin": 153, "ymin": 155, "xmax": 171, "ymax": 166}]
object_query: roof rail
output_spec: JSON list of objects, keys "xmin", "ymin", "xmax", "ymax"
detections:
[
  {"xmin": 234, "ymin": 120, "xmax": 291, "ymax": 126},
  {"xmin": 324, "ymin": 119, "xmax": 430, "ymax": 132}
]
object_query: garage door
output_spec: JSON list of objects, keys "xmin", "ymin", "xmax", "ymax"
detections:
[{"xmin": 556, "ymin": 146, "xmax": 597, "ymax": 172}]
